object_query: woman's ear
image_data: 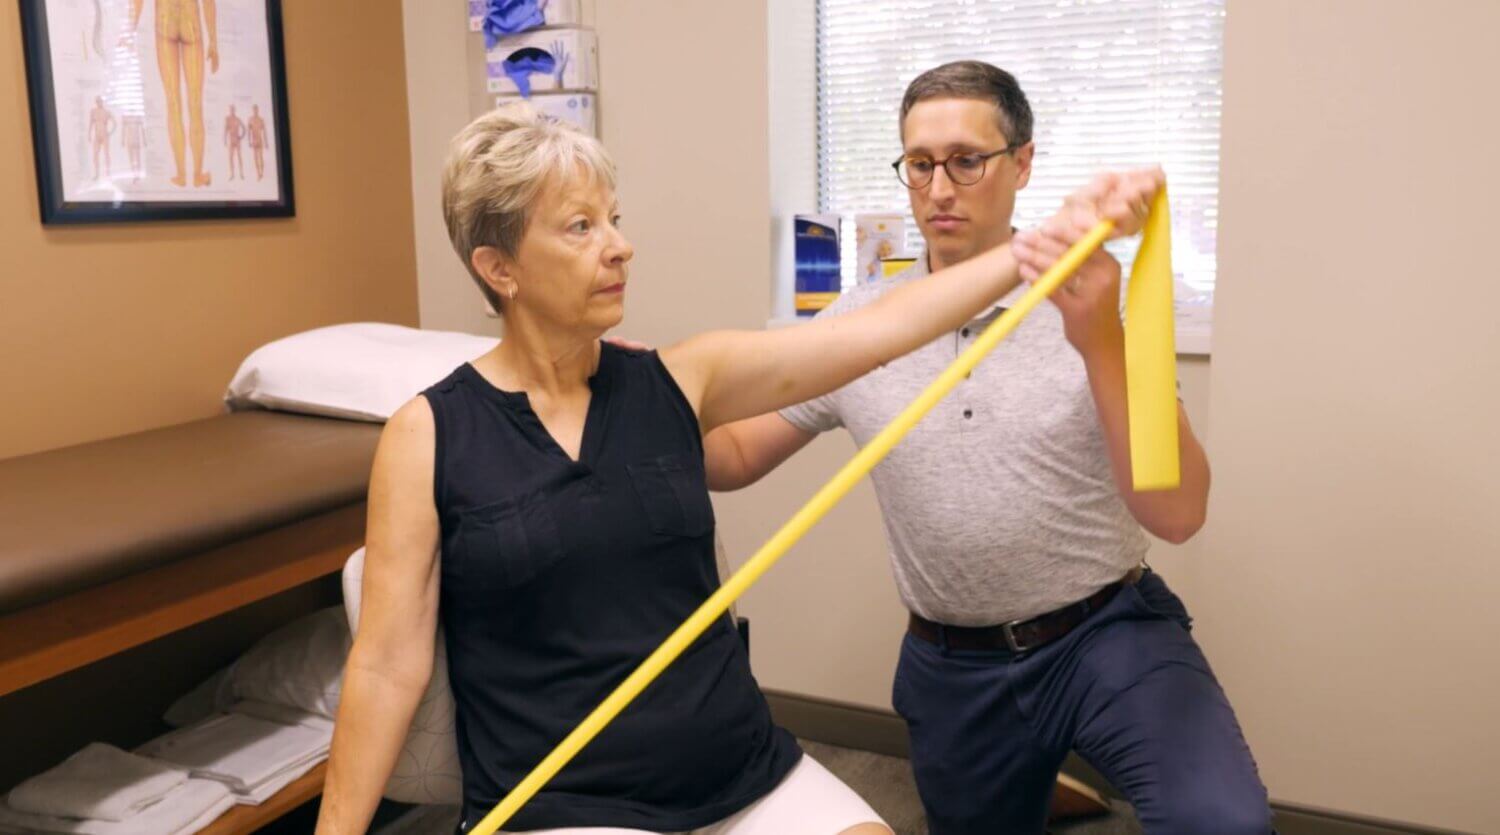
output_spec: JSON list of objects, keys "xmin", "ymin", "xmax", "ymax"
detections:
[{"xmin": 471, "ymin": 245, "xmax": 517, "ymax": 302}]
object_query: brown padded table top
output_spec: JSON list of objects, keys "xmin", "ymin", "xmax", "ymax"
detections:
[{"xmin": 0, "ymin": 411, "xmax": 381, "ymax": 614}]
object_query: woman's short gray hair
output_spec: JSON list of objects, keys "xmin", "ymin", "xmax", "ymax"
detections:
[{"xmin": 441, "ymin": 101, "xmax": 617, "ymax": 312}]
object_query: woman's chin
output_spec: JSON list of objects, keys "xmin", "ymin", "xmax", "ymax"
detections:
[{"xmin": 588, "ymin": 301, "xmax": 626, "ymax": 332}]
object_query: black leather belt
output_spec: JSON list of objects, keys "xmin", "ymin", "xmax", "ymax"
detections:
[{"xmin": 908, "ymin": 566, "xmax": 1145, "ymax": 653}]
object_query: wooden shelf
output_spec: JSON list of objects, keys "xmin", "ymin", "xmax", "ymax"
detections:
[
  {"xmin": 0, "ymin": 503, "xmax": 365, "ymax": 698},
  {"xmin": 198, "ymin": 762, "xmax": 328, "ymax": 835}
]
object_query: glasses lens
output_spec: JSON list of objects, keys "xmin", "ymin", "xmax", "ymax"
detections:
[
  {"xmin": 947, "ymin": 153, "xmax": 988, "ymax": 185},
  {"xmin": 898, "ymin": 157, "xmax": 933, "ymax": 188}
]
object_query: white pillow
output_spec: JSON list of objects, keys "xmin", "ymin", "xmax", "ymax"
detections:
[
  {"xmin": 163, "ymin": 667, "xmax": 231, "ymax": 729},
  {"xmin": 218, "ymin": 607, "xmax": 350, "ymax": 720},
  {"xmin": 343, "ymin": 548, "xmax": 463, "ymax": 805},
  {"xmin": 224, "ymin": 323, "xmax": 498, "ymax": 422}
]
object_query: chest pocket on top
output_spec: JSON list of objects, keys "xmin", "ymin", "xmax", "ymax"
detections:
[
  {"xmin": 449, "ymin": 491, "xmax": 567, "ymax": 592},
  {"xmin": 627, "ymin": 454, "xmax": 715, "ymax": 539}
]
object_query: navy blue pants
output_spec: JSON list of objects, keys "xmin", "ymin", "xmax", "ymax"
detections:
[{"xmin": 893, "ymin": 571, "xmax": 1273, "ymax": 835}]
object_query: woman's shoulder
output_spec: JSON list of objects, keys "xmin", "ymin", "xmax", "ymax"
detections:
[
  {"xmin": 372, "ymin": 397, "xmax": 438, "ymax": 499},
  {"xmin": 599, "ymin": 340, "xmax": 665, "ymax": 380},
  {"xmin": 383, "ymin": 396, "xmax": 437, "ymax": 448},
  {"xmin": 599, "ymin": 339, "xmax": 652, "ymax": 361},
  {"xmin": 421, "ymin": 363, "xmax": 473, "ymax": 398},
  {"xmin": 415, "ymin": 363, "xmax": 495, "ymax": 419}
]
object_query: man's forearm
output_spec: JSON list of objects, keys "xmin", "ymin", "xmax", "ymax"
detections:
[{"xmin": 1083, "ymin": 338, "xmax": 1210, "ymax": 544}]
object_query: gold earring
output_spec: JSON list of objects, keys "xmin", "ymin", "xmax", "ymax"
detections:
[{"xmin": 508, "ymin": 285, "xmax": 518, "ymax": 301}]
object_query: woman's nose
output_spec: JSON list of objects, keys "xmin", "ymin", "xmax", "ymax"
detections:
[{"xmin": 608, "ymin": 229, "xmax": 634, "ymax": 264}]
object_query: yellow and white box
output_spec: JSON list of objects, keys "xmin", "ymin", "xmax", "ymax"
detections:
[
  {"xmin": 486, "ymin": 28, "xmax": 599, "ymax": 96},
  {"xmin": 495, "ymin": 92, "xmax": 597, "ymax": 136},
  {"xmin": 855, "ymin": 214, "xmax": 906, "ymax": 284},
  {"xmin": 470, "ymin": 0, "xmax": 582, "ymax": 32}
]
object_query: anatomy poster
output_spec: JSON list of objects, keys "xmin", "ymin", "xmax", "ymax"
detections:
[{"xmin": 21, "ymin": 0, "xmax": 293, "ymax": 222}]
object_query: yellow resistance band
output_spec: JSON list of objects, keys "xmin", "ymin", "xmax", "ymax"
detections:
[
  {"xmin": 1124, "ymin": 189, "xmax": 1179, "ymax": 490},
  {"xmin": 472, "ymin": 197, "xmax": 1179, "ymax": 833}
]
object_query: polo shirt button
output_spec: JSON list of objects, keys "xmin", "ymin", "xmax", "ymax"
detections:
[
  {"xmin": 963, "ymin": 408, "xmax": 973, "ymax": 419},
  {"xmin": 961, "ymin": 328, "xmax": 971, "ymax": 338}
]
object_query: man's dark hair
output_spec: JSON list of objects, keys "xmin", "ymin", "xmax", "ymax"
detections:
[{"xmin": 900, "ymin": 60, "xmax": 1033, "ymax": 146}]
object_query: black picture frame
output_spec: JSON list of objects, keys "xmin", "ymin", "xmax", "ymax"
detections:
[{"xmin": 18, "ymin": 0, "xmax": 295, "ymax": 224}]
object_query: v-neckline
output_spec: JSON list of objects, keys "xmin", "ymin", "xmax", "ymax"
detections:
[{"xmin": 463, "ymin": 348, "xmax": 613, "ymax": 467}]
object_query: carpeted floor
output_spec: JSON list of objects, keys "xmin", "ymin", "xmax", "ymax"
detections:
[{"xmin": 372, "ymin": 739, "xmax": 1142, "ymax": 835}]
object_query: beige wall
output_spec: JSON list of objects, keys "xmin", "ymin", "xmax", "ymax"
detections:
[
  {"xmin": 0, "ymin": 2, "xmax": 419, "ymax": 460},
  {"xmin": 1191, "ymin": 2, "xmax": 1500, "ymax": 831},
  {"xmin": 403, "ymin": 0, "xmax": 491, "ymax": 337},
  {"xmin": 408, "ymin": 0, "xmax": 776, "ymax": 344},
  {"xmin": 1, "ymin": 0, "xmax": 416, "ymax": 787}
]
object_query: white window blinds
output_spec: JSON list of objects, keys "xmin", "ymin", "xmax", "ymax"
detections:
[{"xmin": 817, "ymin": 0, "xmax": 1224, "ymax": 350}]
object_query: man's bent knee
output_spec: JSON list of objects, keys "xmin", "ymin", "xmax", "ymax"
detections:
[{"xmin": 1152, "ymin": 790, "xmax": 1273, "ymax": 835}]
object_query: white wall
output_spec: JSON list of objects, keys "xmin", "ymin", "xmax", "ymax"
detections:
[
  {"xmin": 1190, "ymin": 1, "xmax": 1500, "ymax": 831},
  {"xmin": 402, "ymin": 0, "xmax": 493, "ymax": 337}
]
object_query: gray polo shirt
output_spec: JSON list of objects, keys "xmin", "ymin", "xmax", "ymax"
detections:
[{"xmin": 781, "ymin": 257, "xmax": 1148, "ymax": 626}]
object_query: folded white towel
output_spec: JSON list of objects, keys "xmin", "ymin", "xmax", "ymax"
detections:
[
  {"xmin": 0, "ymin": 778, "xmax": 232, "ymax": 835},
  {"xmin": 136, "ymin": 713, "xmax": 329, "ymax": 798},
  {"xmin": 5, "ymin": 744, "xmax": 187, "ymax": 823},
  {"xmin": 156, "ymin": 789, "xmax": 235, "ymax": 835},
  {"xmin": 229, "ymin": 700, "xmax": 335, "ymax": 734},
  {"xmin": 222, "ymin": 704, "xmax": 329, "ymax": 805},
  {"xmin": 229, "ymin": 756, "xmax": 324, "ymax": 807}
]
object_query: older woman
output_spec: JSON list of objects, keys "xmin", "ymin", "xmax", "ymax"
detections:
[{"xmin": 316, "ymin": 103, "xmax": 1161, "ymax": 834}]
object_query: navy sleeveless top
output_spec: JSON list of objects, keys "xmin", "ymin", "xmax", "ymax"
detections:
[{"xmin": 421, "ymin": 344, "xmax": 800, "ymax": 831}]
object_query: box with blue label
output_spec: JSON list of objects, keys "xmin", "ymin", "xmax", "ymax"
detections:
[
  {"xmin": 794, "ymin": 214, "xmax": 842, "ymax": 316},
  {"xmin": 469, "ymin": 0, "xmax": 582, "ymax": 33},
  {"xmin": 486, "ymin": 28, "xmax": 598, "ymax": 96},
  {"xmin": 495, "ymin": 92, "xmax": 597, "ymax": 136}
]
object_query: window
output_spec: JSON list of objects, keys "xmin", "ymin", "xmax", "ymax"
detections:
[{"xmin": 816, "ymin": 0, "xmax": 1224, "ymax": 352}]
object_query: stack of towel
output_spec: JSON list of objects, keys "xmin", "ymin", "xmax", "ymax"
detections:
[
  {"xmin": 0, "ymin": 701, "xmax": 334, "ymax": 834},
  {"xmin": 136, "ymin": 702, "xmax": 333, "ymax": 806},
  {"xmin": 0, "ymin": 744, "xmax": 234, "ymax": 834}
]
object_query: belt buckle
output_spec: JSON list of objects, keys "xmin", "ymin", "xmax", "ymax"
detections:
[{"xmin": 1001, "ymin": 618, "xmax": 1033, "ymax": 653}]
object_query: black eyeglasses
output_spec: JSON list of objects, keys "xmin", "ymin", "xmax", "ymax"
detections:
[{"xmin": 892, "ymin": 143, "xmax": 1024, "ymax": 189}]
